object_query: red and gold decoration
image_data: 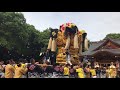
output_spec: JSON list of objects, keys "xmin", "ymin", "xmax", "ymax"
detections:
[{"xmin": 47, "ymin": 23, "xmax": 88, "ymax": 64}]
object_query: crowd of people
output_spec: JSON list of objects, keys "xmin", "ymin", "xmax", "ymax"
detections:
[{"xmin": 0, "ymin": 58, "xmax": 119, "ymax": 78}]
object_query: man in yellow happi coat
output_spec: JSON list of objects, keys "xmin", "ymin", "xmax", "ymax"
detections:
[
  {"xmin": 5, "ymin": 60, "xmax": 15, "ymax": 78},
  {"xmin": 76, "ymin": 64, "xmax": 85, "ymax": 78},
  {"xmin": 109, "ymin": 62, "xmax": 117, "ymax": 78},
  {"xmin": 14, "ymin": 64, "xmax": 28, "ymax": 78}
]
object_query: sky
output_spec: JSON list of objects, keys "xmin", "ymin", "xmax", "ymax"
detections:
[{"xmin": 22, "ymin": 12, "xmax": 120, "ymax": 41}]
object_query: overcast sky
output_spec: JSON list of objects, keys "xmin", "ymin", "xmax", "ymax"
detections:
[{"xmin": 22, "ymin": 12, "xmax": 120, "ymax": 41}]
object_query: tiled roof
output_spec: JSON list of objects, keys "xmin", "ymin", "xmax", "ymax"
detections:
[{"xmin": 82, "ymin": 38, "xmax": 120, "ymax": 56}]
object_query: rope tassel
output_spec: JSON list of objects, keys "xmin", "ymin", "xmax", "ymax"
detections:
[
  {"xmin": 47, "ymin": 37, "xmax": 52, "ymax": 50},
  {"xmin": 74, "ymin": 33, "xmax": 79, "ymax": 49},
  {"xmin": 65, "ymin": 35, "xmax": 70, "ymax": 50},
  {"xmin": 51, "ymin": 38, "xmax": 56, "ymax": 52},
  {"xmin": 79, "ymin": 36, "xmax": 82, "ymax": 55},
  {"xmin": 84, "ymin": 38, "xmax": 89, "ymax": 51}
]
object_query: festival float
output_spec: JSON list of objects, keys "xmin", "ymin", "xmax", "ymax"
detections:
[{"xmin": 47, "ymin": 23, "xmax": 89, "ymax": 65}]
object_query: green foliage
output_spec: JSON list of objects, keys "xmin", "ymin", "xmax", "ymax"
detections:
[
  {"xmin": 0, "ymin": 12, "xmax": 50, "ymax": 60},
  {"xmin": 40, "ymin": 29, "xmax": 50, "ymax": 52},
  {"xmin": 104, "ymin": 33, "xmax": 120, "ymax": 39}
]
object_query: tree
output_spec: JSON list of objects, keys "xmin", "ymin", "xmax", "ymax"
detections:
[
  {"xmin": 0, "ymin": 12, "xmax": 50, "ymax": 61},
  {"xmin": 40, "ymin": 28, "xmax": 50, "ymax": 52},
  {"xmin": 0, "ymin": 12, "xmax": 27, "ymax": 51},
  {"xmin": 104, "ymin": 33, "xmax": 120, "ymax": 39}
]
